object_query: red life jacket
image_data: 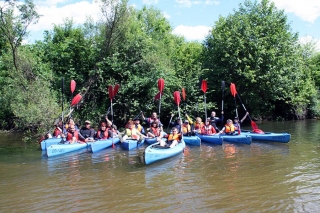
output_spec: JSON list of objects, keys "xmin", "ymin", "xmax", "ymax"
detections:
[
  {"xmin": 201, "ymin": 125, "xmax": 216, "ymax": 135},
  {"xmin": 150, "ymin": 127, "xmax": 160, "ymax": 136},
  {"xmin": 66, "ymin": 131, "xmax": 79, "ymax": 141},
  {"xmin": 96, "ymin": 130, "xmax": 109, "ymax": 139},
  {"xmin": 53, "ymin": 127, "xmax": 62, "ymax": 137}
]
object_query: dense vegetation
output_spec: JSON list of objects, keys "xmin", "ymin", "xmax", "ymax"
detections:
[{"xmin": 0, "ymin": 0, "xmax": 320, "ymax": 140}]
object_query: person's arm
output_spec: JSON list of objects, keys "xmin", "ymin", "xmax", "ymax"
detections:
[
  {"xmin": 240, "ymin": 112, "xmax": 249, "ymax": 123},
  {"xmin": 108, "ymin": 130, "xmax": 113, "ymax": 138},
  {"xmin": 78, "ymin": 132, "xmax": 86, "ymax": 141},
  {"xmin": 185, "ymin": 114, "xmax": 193, "ymax": 125},
  {"xmin": 105, "ymin": 116, "xmax": 112, "ymax": 126},
  {"xmin": 219, "ymin": 127, "xmax": 225, "ymax": 134},
  {"xmin": 141, "ymin": 126, "xmax": 146, "ymax": 134},
  {"xmin": 90, "ymin": 129, "xmax": 96, "ymax": 138},
  {"xmin": 141, "ymin": 112, "xmax": 145, "ymax": 121}
]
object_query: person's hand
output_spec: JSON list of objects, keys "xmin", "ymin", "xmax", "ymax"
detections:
[{"xmin": 221, "ymin": 111, "xmax": 224, "ymax": 114}]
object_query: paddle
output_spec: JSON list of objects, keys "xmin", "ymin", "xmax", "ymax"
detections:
[
  {"xmin": 108, "ymin": 84, "xmax": 120, "ymax": 148},
  {"xmin": 61, "ymin": 78, "xmax": 65, "ymax": 136},
  {"xmin": 182, "ymin": 87, "xmax": 186, "ymax": 113},
  {"xmin": 196, "ymin": 77, "xmax": 203, "ymax": 117},
  {"xmin": 157, "ymin": 78, "xmax": 165, "ymax": 119},
  {"xmin": 231, "ymin": 83, "xmax": 264, "ymax": 134},
  {"xmin": 39, "ymin": 92, "xmax": 82, "ymax": 143},
  {"xmin": 70, "ymin": 80, "xmax": 76, "ymax": 96},
  {"xmin": 173, "ymin": 91, "xmax": 183, "ymax": 140},
  {"xmin": 221, "ymin": 81, "xmax": 225, "ymax": 130},
  {"xmin": 201, "ymin": 79, "xmax": 208, "ymax": 121},
  {"xmin": 182, "ymin": 88, "xmax": 191, "ymax": 135},
  {"xmin": 167, "ymin": 113, "xmax": 174, "ymax": 133},
  {"xmin": 230, "ymin": 83, "xmax": 239, "ymax": 119}
]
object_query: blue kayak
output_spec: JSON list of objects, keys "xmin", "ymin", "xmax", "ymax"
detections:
[
  {"xmin": 145, "ymin": 137, "xmax": 157, "ymax": 145},
  {"xmin": 90, "ymin": 138, "xmax": 120, "ymax": 153},
  {"xmin": 183, "ymin": 135, "xmax": 201, "ymax": 146},
  {"xmin": 40, "ymin": 138, "xmax": 65, "ymax": 150},
  {"xmin": 196, "ymin": 134, "xmax": 223, "ymax": 145},
  {"xmin": 144, "ymin": 140, "xmax": 186, "ymax": 165},
  {"xmin": 221, "ymin": 134, "xmax": 252, "ymax": 145},
  {"xmin": 122, "ymin": 138, "xmax": 145, "ymax": 150},
  {"xmin": 241, "ymin": 130, "xmax": 290, "ymax": 143},
  {"xmin": 46, "ymin": 142, "xmax": 91, "ymax": 157}
]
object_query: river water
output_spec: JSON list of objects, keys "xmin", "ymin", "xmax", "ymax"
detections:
[{"xmin": 0, "ymin": 120, "xmax": 320, "ymax": 212}]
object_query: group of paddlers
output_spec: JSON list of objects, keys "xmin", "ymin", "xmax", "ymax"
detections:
[{"xmin": 45, "ymin": 109, "xmax": 249, "ymax": 148}]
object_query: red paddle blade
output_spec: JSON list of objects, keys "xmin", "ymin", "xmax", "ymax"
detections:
[
  {"xmin": 201, "ymin": 80, "xmax": 207, "ymax": 93},
  {"xmin": 108, "ymin": 85, "xmax": 114, "ymax": 100},
  {"xmin": 158, "ymin": 78, "xmax": 165, "ymax": 92},
  {"xmin": 251, "ymin": 120, "xmax": 259, "ymax": 130},
  {"xmin": 71, "ymin": 93, "xmax": 82, "ymax": 106},
  {"xmin": 230, "ymin": 83, "xmax": 237, "ymax": 97},
  {"xmin": 70, "ymin": 80, "xmax": 76, "ymax": 93},
  {"xmin": 112, "ymin": 142, "xmax": 115, "ymax": 148},
  {"xmin": 173, "ymin": 91, "xmax": 181, "ymax": 106},
  {"xmin": 154, "ymin": 92, "xmax": 163, "ymax": 100},
  {"xmin": 113, "ymin": 84, "xmax": 120, "ymax": 97},
  {"xmin": 252, "ymin": 128, "xmax": 264, "ymax": 134},
  {"xmin": 182, "ymin": 88, "xmax": 186, "ymax": 101}
]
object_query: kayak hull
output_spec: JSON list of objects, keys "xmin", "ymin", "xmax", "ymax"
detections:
[
  {"xmin": 46, "ymin": 142, "xmax": 89, "ymax": 157},
  {"xmin": 196, "ymin": 134, "xmax": 223, "ymax": 145},
  {"xmin": 90, "ymin": 138, "xmax": 120, "ymax": 153},
  {"xmin": 40, "ymin": 138, "xmax": 64, "ymax": 150},
  {"xmin": 183, "ymin": 135, "xmax": 201, "ymax": 146},
  {"xmin": 122, "ymin": 138, "xmax": 145, "ymax": 150},
  {"xmin": 144, "ymin": 140, "xmax": 186, "ymax": 165},
  {"xmin": 241, "ymin": 130, "xmax": 290, "ymax": 143},
  {"xmin": 145, "ymin": 137, "xmax": 157, "ymax": 145},
  {"xmin": 221, "ymin": 134, "xmax": 252, "ymax": 145}
]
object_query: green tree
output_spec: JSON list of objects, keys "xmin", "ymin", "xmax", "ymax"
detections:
[
  {"xmin": 202, "ymin": 0, "xmax": 316, "ymax": 119},
  {"xmin": 0, "ymin": 0, "xmax": 60, "ymax": 135}
]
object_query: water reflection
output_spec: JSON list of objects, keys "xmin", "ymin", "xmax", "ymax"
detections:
[{"xmin": 1, "ymin": 120, "xmax": 320, "ymax": 212}]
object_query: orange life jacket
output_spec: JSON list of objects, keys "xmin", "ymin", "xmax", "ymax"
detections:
[
  {"xmin": 225, "ymin": 124, "xmax": 235, "ymax": 133},
  {"xmin": 168, "ymin": 133, "xmax": 180, "ymax": 142},
  {"xmin": 194, "ymin": 122, "xmax": 204, "ymax": 130}
]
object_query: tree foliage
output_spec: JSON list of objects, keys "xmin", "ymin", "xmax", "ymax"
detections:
[
  {"xmin": 1, "ymin": 0, "xmax": 320, "ymax": 137},
  {"xmin": 202, "ymin": 0, "xmax": 317, "ymax": 119}
]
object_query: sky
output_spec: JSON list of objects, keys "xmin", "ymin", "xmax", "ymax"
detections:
[{"xmin": 15, "ymin": 0, "xmax": 320, "ymax": 51}]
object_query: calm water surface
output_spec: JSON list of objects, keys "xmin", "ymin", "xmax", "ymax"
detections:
[{"xmin": 1, "ymin": 120, "xmax": 320, "ymax": 213}]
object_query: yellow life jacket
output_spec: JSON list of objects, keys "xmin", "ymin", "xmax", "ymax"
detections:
[
  {"xmin": 125, "ymin": 128, "xmax": 139, "ymax": 139},
  {"xmin": 182, "ymin": 124, "xmax": 191, "ymax": 134}
]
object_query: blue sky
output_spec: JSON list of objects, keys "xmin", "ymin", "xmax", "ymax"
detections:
[{"xmin": 21, "ymin": 0, "xmax": 320, "ymax": 50}]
